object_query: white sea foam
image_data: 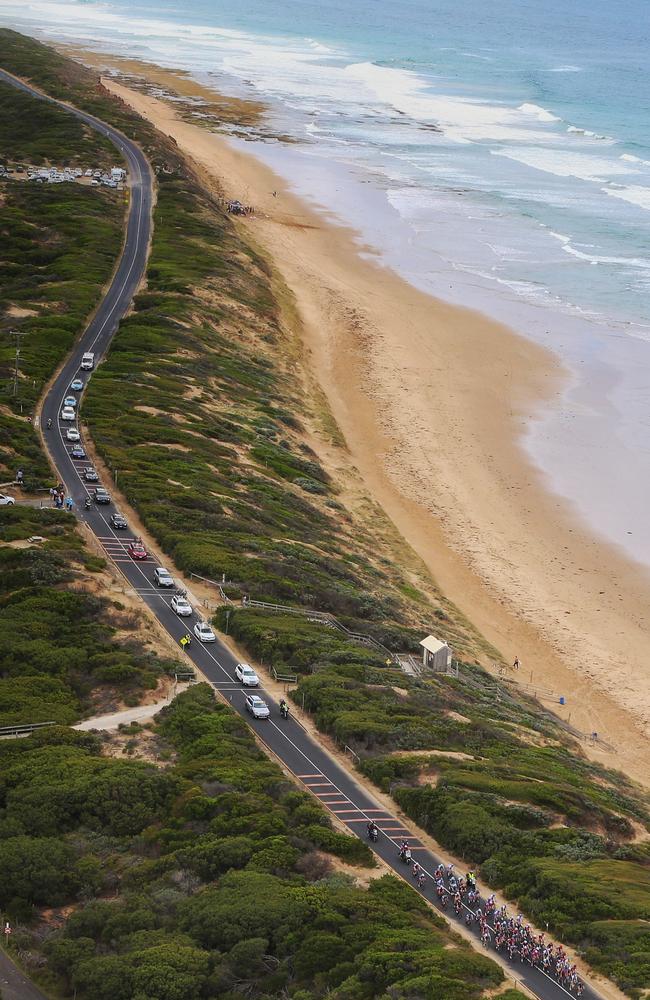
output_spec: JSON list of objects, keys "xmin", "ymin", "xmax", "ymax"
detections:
[
  {"xmin": 492, "ymin": 147, "xmax": 638, "ymax": 183},
  {"xmin": 459, "ymin": 51, "xmax": 493, "ymax": 61},
  {"xmin": 547, "ymin": 65, "xmax": 582, "ymax": 73},
  {"xmin": 602, "ymin": 185, "xmax": 650, "ymax": 211},
  {"xmin": 342, "ymin": 63, "xmax": 565, "ymax": 143},
  {"xmin": 561, "ymin": 243, "xmax": 650, "ymax": 269},
  {"xmin": 621, "ymin": 153, "xmax": 650, "ymax": 167},
  {"xmin": 518, "ymin": 102, "xmax": 561, "ymax": 122}
]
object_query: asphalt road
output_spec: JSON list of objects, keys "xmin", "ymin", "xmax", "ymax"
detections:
[
  {"xmin": 0, "ymin": 945, "xmax": 48, "ymax": 1000},
  {"xmin": 5, "ymin": 69, "xmax": 602, "ymax": 1000}
]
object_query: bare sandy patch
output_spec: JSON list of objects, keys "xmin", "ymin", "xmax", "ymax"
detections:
[{"xmin": 6, "ymin": 305, "xmax": 38, "ymax": 318}]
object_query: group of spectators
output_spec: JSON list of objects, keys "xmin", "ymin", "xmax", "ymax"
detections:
[{"xmin": 49, "ymin": 485, "xmax": 73, "ymax": 510}]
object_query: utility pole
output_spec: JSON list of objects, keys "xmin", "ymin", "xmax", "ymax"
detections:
[{"xmin": 8, "ymin": 329, "xmax": 28, "ymax": 398}]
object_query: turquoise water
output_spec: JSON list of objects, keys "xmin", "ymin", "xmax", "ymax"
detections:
[
  {"xmin": 2, "ymin": 0, "xmax": 650, "ymax": 561},
  {"xmin": 4, "ymin": 0, "xmax": 649, "ymax": 328}
]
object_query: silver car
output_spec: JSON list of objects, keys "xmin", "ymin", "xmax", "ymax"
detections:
[
  {"xmin": 154, "ymin": 567, "xmax": 174, "ymax": 588},
  {"xmin": 245, "ymin": 694, "xmax": 270, "ymax": 719}
]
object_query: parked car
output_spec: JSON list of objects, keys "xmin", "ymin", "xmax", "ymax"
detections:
[
  {"xmin": 171, "ymin": 594, "xmax": 193, "ymax": 616},
  {"xmin": 235, "ymin": 662, "xmax": 260, "ymax": 687},
  {"xmin": 60, "ymin": 407, "xmax": 76, "ymax": 421},
  {"xmin": 245, "ymin": 694, "xmax": 270, "ymax": 719},
  {"xmin": 70, "ymin": 378, "xmax": 84, "ymax": 391},
  {"xmin": 63, "ymin": 395, "xmax": 77, "ymax": 408},
  {"xmin": 154, "ymin": 567, "xmax": 174, "ymax": 588},
  {"xmin": 83, "ymin": 467, "xmax": 99, "ymax": 482},
  {"xmin": 69, "ymin": 445, "xmax": 86, "ymax": 459},
  {"xmin": 128, "ymin": 540, "xmax": 148, "ymax": 560},
  {"xmin": 0, "ymin": 494, "xmax": 15, "ymax": 506},
  {"xmin": 66, "ymin": 428, "xmax": 80, "ymax": 442},
  {"xmin": 110, "ymin": 512, "xmax": 127, "ymax": 529},
  {"xmin": 193, "ymin": 621, "xmax": 216, "ymax": 643},
  {"xmin": 93, "ymin": 487, "xmax": 111, "ymax": 504}
]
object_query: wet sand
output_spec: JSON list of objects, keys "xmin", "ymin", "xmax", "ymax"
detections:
[{"xmin": 78, "ymin": 59, "xmax": 649, "ymax": 784}]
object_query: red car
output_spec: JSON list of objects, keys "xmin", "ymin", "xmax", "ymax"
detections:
[{"xmin": 127, "ymin": 540, "xmax": 148, "ymax": 560}]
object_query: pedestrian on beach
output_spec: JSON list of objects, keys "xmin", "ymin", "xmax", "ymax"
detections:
[{"xmin": 513, "ymin": 655, "xmax": 520, "ymax": 670}]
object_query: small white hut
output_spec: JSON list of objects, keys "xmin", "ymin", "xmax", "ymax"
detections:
[{"xmin": 419, "ymin": 635, "xmax": 452, "ymax": 671}]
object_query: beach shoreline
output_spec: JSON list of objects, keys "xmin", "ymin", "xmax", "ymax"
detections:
[{"xmin": 66, "ymin": 50, "xmax": 649, "ymax": 782}]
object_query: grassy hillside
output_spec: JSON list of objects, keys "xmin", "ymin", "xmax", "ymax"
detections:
[
  {"xmin": 55, "ymin": 47, "xmax": 650, "ymax": 996},
  {"xmin": 0, "ymin": 77, "xmax": 114, "ymax": 165},
  {"xmin": 220, "ymin": 619, "xmax": 650, "ymax": 994},
  {"xmin": 0, "ymin": 518, "xmax": 506, "ymax": 1000},
  {"xmin": 0, "ymin": 34, "xmax": 516, "ymax": 1000},
  {"xmin": 0, "ymin": 75, "xmax": 123, "ymax": 489},
  {"xmin": 3, "ymin": 686, "xmax": 506, "ymax": 1000},
  {"xmin": 0, "ymin": 506, "xmax": 180, "ymax": 724}
]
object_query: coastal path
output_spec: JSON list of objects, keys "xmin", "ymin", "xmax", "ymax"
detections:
[{"xmin": 2, "ymin": 66, "xmax": 606, "ymax": 1000}]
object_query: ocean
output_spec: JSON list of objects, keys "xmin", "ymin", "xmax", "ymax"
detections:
[{"xmin": 2, "ymin": 0, "xmax": 650, "ymax": 564}]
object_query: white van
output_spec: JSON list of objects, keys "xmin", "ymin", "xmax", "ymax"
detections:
[{"xmin": 80, "ymin": 352, "xmax": 95, "ymax": 371}]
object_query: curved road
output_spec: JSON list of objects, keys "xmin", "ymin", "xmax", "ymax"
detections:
[{"xmin": 3, "ymin": 69, "xmax": 602, "ymax": 1000}]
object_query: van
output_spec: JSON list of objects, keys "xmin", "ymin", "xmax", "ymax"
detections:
[{"xmin": 80, "ymin": 352, "xmax": 95, "ymax": 371}]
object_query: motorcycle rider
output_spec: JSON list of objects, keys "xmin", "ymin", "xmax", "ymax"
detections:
[
  {"xmin": 399, "ymin": 840, "xmax": 412, "ymax": 864},
  {"xmin": 46, "ymin": 418, "xmax": 52, "ymax": 429},
  {"xmin": 366, "ymin": 820, "xmax": 378, "ymax": 842},
  {"xmin": 279, "ymin": 698, "xmax": 289, "ymax": 719}
]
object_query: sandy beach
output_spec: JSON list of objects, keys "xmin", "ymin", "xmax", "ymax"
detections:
[{"xmin": 72, "ymin": 54, "xmax": 649, "ymax": 783}]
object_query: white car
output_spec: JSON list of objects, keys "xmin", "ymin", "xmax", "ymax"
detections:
[
  {"xmin": 60, "ymin": 407, "xmax": 76, "ymax": 421},
  {"xmin": 66, "ymin": 428, "xmax": 80, "ymax": 442},
  {"xmin": 0, "ymin": 494, "xmax": 15, "ymax": 506},
  {"xmin": 194, "ymin": 621, "xmax": 216, "ymax": 643},
  {"xmin": 235, "ymin": 662, "xmax": 259, "ymax": 687},
  {"xmin": 245, "ymin": 694, "xmax": 270, "ymax": 719},
  {"xmin": 171, "ymin": 594, "xmax": 193, "ymax": 617}
]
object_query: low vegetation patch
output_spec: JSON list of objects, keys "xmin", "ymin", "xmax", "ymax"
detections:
[
  {"xmin": 286, "ymin": 658, "xmax": 650, "ymax": 993},
  {"xmin": 0, "ymin": 506, "xmax": 179, "ymax": 724},
  {"xmin": 2, "ymin": 686, "xmax": 508, "ymax": 1000},
  {"xmin": 0, "ymin": 76, "xmax": 123, "ymax": 489}
]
